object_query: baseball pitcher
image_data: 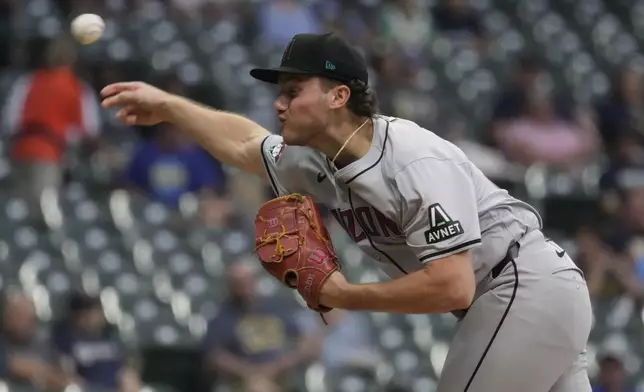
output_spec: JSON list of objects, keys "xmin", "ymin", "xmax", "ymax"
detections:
[{"xmin": 101, "ymin": 33, "xmax": 592, "ymax": 391}]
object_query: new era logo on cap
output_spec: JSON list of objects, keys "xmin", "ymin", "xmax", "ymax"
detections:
[{"xmin": 325, "ymin": 61, "xmax": 336, "ymax": 70}]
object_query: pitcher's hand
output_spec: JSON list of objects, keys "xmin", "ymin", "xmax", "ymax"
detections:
[{"xmin": 101, "ymin": 82, "xmax": 173, "ymax": 126}]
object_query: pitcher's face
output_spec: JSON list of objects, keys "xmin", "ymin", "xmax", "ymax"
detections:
[{"xmin": 274, "ymin": 76, "xmax": 331, "ymax": 146}]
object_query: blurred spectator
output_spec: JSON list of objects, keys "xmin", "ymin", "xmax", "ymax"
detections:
[
  {"xmin": 225, "ymin": 168, "xmax": 271, "ymax": 225},
  {"xmin": 378, "ymin": 0, "xmax": 433, "ymax": 60},
  {"xmin": 490, "ymin": 54, "xmax": 573, "ymax": 141},
  {"xmin": 370, "ymin": 52, "xmax": 401, "ymax": 116},
  {"xmin": 199, "ymin": 190, "xmax": 235, "ymax": 229},
  {"xmin": 596, "ymin": 65, "xmax": 644, "ymax": 167},
  {"xmin": 449, "ymin": 119, "xmax": 526, "ymax": 184},
  {"xmin": 203, "ymin": 259, "xmax": 315, "ymax": 392},
  {"xmin": 431, "ymin": 0, "xmax": 487, "ymax": 52},
  {"xmin": 370, "ymin": 51, "xmax": 437, "ymax": 129},
  {"xmin": 123, "ymin": 124, "xmax": 227, "ymax": 208},
  {"xmin": 258, "ymin": 0, "xmax": 321, "ymax": 47},
  {"xmin": 0, "ymin": 35, "xmax": 101, "ymax": 203},
  {"xmin": 491, "ymin": 54, "xmax": 543, "ymax": 125},
  {"xmin": 312, "ymin": 0, "xmax": 370, "ymax": 43},
  {"xmin": 578, "ymin": 168, "xmax": 644, "ymax": 299},
  {"xmin": 307, "ymin": 0, "xmax": 341, "ymax": 32},
  {"xmin": 319, "ymin": 310, "xmax": 380, "ymax": 389},
  {"xmin": 0, "ymin": 291, "xmax": 71, "ymax": 391},
  {"xmin": 493, "ymin": 88, "xmax": 599, "ymax": 169},
  {"xmin": 51, "ymin": 291, "xmax": 140, "ymax": 392},
  {"xmin": 576, "ymin": 226, "xmax": 629, "ymax": 299},
  {"xmin": 592, "ymin": 353, "xmax": 634, "ymax": 392}
]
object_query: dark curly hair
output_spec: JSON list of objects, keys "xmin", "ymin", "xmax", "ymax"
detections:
[{"xmin": 322, "ymin": 79, "xmax": 379, "ymax": 118}]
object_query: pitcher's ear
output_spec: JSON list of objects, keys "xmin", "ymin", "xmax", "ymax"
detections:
[{"xmin": 328, "ymin": 84, "xmax": 351, "ymax": 110}]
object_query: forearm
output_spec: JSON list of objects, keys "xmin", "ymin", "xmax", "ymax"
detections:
[
  {"xmin": 8, "ymin": 357, "xmax": 43, "ymax": 381},
  {"xmin": 264, "ymin": 352, "xmax": 300, "ymax": 376},
  {"xmin": 164, "ymin": 95, "xmax": 270, "ymax": 175},
  {"xmin": 8, "ymin": 357, "xmax": 68, "ymax": 389},
  {"xmin": 209, "ymin": 351, "xmax": 255, "ymax": 378},
  {"xmin": 267, "ymin": 337, "xmax": 315, "ymax": 375},
  {"xmin": 118, "ymin": 366, "xmax": 141, "ymax": 392},
  {"xmin": 324, "ymin": 255, "xmax": 475, "ymax": 314},
  {"xmin": 612, "ymin": 258, "xmax": 644, "ymax": 298},
  {"xmin": 583, "ymin": 253, "xmax": 609, "ymax": 297},
  {"xmin": 585, "ymin": 267, "xmax": 606, "ymax": 298}
]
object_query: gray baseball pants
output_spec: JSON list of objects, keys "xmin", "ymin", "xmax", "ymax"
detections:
[{"xmin": 437, "ymin": 229, "xmax": 593, "ymax": 392}]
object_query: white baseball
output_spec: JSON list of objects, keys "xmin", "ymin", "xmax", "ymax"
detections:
[{"xmin": 70, "ymin": 14, "xmax": 105, "ymax": 45}]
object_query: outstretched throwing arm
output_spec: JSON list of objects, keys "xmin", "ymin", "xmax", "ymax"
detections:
[{"xmin": 101, "ymin": 82, "xmax": 270, "ymax": 177}]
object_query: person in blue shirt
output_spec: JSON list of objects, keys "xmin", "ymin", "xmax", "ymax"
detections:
[
  {"xmin": 52, "ymin": 292, "xmax": 140, "ymax": 392},
  {"xmin": 203, "ymin": 258, "xmax": 317, "ymax": 392},
  {"xmin": 577, "ymin": 168, "xmax": 644, "ymax": 299},
  {"xmin": 592, "ymin": 354, "xmax": 635, "ymax": 392},
  {"xmin": 124, "ymin": 123, "xmax": 227, "ymax": 207}
]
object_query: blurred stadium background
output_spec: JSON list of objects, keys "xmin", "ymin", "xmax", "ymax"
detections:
[{"xmin": 0, "ymin": 0, "xmax": 643, "ymax": 391}]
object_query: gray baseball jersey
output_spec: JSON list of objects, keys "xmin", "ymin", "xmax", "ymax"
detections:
[
  {"xmin": 260, "ymin": 115, "xmax": 541, "ymax": 284},
  {"xmin": 258, "ymin": 115, "xmax": 592, "ymax": 392}
]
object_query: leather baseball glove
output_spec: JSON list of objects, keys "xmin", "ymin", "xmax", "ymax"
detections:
[{"xmin": 254, "ymin": 194, "xmax": 339, "ymax": 313}]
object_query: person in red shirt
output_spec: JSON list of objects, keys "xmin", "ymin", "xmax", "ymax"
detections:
[{"xmin": 1, "ymin": 36, "xmax": 101, "ymax": 204}]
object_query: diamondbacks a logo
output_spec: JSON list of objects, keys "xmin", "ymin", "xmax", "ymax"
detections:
[
  {"xmin": 269, "ymin": 143, "xmax": 285, "ymax": 162},
  {"xmin": 424, "ymin": 204, "xmax": 464, "ymax": 244}
]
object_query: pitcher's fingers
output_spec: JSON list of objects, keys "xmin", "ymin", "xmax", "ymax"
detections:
[
  {"xmin": 115, "ymin": 107, "xmax": 139, "ymax": 125},
  {"xmin": 100, "ymin": 82, "xmax": 141, "ymax": 98},
  {"xmin": 125, "ymin": 114, "xmax": 138, "ymax": 125},
  {"xmin": 115, "ymin": 108, "xmax": 129, "ymax": 123},
  {"xmin": 101, "ymin": 91, "xmax": 137, "ymax": 108}
]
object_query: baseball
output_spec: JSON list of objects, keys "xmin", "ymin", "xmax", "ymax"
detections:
[{"xmin": 70, "ymin": 14, "xmax": 105, "ymax": 45}]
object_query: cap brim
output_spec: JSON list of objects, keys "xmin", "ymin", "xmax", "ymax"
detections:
[{"xmin": 249, "ymin": 66, "xmax": 315, "ymax": 84}]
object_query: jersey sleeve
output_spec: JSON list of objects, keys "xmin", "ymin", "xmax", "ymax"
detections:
[
  {"xmin": 260, "ymin": 134, "xmax": 312, "ymax": 196},
  {"xmin": 396, "ymin": 158, "xmax": 482, "ymax": 263}
]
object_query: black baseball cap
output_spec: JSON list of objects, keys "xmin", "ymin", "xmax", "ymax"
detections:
[{"xmin": 250, "ymin": 33, "xmax": 369, "ymax": 86}]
